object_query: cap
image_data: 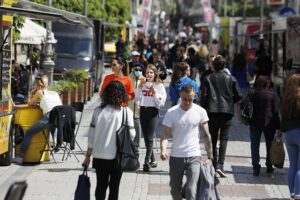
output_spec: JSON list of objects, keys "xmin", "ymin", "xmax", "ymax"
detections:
[{"xmin": 131, "ymin": 51, "xmax": 140, "ymax": 56}]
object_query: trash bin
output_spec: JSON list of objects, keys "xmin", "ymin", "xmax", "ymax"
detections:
[{"xmin": 14, "ymin": 107, "xmax": 50, "ymax": 163}]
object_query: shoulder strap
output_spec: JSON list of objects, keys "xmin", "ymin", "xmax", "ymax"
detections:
[{"xmin": 121, "ymin": 107, "xmax": 127, "ymax": 126}]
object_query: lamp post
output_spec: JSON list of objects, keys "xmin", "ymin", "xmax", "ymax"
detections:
[{"xmin": 42, "ymin": 0, "xmax": 55, "ymax": 85}]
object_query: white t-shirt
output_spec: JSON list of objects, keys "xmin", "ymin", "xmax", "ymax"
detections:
[
  {"xmin": 162, "ymin": 104, "xmax": 209, "ymax": 158},
  {"xmin": 135, "ymin": 82, "xmax": 166, "ymax": 108},
  {"xmin": 88, "ymin": 106, "xmax": 135, "ymax": 160},
  {"xmin": 39, "ymin": 90, "xmax": 62, "ymax": 115}
]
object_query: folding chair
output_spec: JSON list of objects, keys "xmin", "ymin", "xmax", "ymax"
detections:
[
  {"xmin": 49, "ymin": 105, "xmax": 80, "ymax": 162},
  {"xmin": 4, "ymin": 181, "xmax": 27, "ymax": 200},
  {"xmin": 71, "ymin": 102, "xmax": 85, "ymax": 155}
]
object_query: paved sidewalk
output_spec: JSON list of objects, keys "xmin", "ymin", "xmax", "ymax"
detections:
[{"xmin": 0, "ymin": 80, "xmax": 291, "ymax": 200}]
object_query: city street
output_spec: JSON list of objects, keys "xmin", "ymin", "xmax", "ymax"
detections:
[{"xmin": 0, "ymin": 78, "xmax": 291, "ymax": 200}]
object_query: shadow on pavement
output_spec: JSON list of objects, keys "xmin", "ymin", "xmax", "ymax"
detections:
[
  {"xmin": 38, "ymin": 167, "xmax": 84, "ymax": 173},
  {"xmin": 231, "ymin": 165, "xmax": 288, "ymax": 185}
]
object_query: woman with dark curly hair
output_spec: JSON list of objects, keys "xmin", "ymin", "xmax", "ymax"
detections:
[
  {"xmin": 281, "ymin": 74, "xmax": 300, "ymax": 200},
  {"xmin": 83, "ymin": 80, "xmax": 136, "ymax": 200},
  {"xmin": 100, "ymin": 57, "xmax": 135, "ymax": 100}
]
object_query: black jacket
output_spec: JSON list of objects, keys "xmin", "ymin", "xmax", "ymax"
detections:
[
  {"xmin": 49, "ymin": 105, "xmax": 76, "ymax": 149},
  {"xmin": 249, "ymin": 88, "xmax": 280, "ymax": 130},
  {"xmin": 202, "ymin": 70, "xmax": 242, "ymax": 115}
]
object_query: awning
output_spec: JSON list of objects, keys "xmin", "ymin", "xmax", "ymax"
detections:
[
  {"xmin": 0, "ymin": 0, "xmax": 93, "ymax": 27},
  {"xmin": 15, "ymin": 18, "xmax": 56, "ymax": 45}
]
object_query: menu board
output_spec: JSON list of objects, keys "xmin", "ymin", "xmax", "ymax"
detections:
[{"xmin": 0, "ymin": 26, "xmax": 11, "ymax": 113}]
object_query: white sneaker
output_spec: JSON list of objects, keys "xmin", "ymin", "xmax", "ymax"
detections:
[{"xmin": 12, "ymin": 156, "xmax": 23, "ymax": 165}]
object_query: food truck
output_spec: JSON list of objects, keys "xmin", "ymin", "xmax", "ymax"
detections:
[{"xmin": 0, "ymin": 0, "xmax": 94, "ymax": 165}]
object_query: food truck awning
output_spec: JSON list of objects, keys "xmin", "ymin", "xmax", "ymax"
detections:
[
  {"xmin": 15, "ymin": 18, "xmax": 56, "ymax": 45},
  {"xmin": 0, "ymin": 0, "xmax": 93, "ymax": 27}
]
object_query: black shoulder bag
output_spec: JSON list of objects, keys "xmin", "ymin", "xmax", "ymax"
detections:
[
  {"xmin": 240, "ymin": 90, "xmax": 254, "ymax": 125},
  {"xmin": 115, "ymin": 108, "xmax": 140, "ymax": 172}
]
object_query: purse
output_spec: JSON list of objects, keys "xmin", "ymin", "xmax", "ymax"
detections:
[
  {"xmin": 270, "ymin": 130, "xmax": 285, "ymax": 169},
  {"xmin": 74, "ymin": 167, "xmax": 90, "ymax": 200},
  {"xmin": 240, "ymin": 90, "xmax": 254, "ymax": 125},
  {"xmin": 115, "ymin": 108, "xmax": 140, "ymax": 172}
]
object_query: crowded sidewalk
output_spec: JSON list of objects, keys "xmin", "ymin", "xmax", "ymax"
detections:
[{"xmin": 0, "ymin": 77, "xmax": 290, "ymax": 200}]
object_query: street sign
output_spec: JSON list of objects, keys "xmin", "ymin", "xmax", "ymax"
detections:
[{"xmin": 267, "ymin": 0, "xmax": 284, "ymax": 5}]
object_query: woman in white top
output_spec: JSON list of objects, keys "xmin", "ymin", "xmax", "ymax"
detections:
[
  {"xmin": 82, "ymin": 80, "xmax": 135, "ymax": 200},
  {"xmin": 135, "ymin": 64, "xmax": 167, "ymax": 172},
  {"xmin": 12, "ymin": 75, "xmax": 62, "ymax": 164}
]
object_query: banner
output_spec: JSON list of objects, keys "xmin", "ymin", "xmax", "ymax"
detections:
[
  {"xmin": 267, "ymin": 0, "xmax": 284, "ymax": 5},
  {"xmin": 141, "ymin": 0, "xmax": 152, "ymax": 36}
]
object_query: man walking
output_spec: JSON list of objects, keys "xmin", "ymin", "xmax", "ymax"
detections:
[
  {"xmin": 160, "ymin": 84, "xmax": 213, "ymax": 200},
  {"xmin": 201, "ymin": 55, "xmax": 242, "ymax": 177}
]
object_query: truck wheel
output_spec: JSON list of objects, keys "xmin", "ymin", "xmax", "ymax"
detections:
[{"xmin": 0, "ymin": 125, "xmax": 13, "ymax": 166}]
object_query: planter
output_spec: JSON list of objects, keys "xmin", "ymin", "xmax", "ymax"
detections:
[
  {"xmin": 87, "ymin": 78, "xmax": 93, "ymax": 101},
  {"xmin": 61, "ymin": 90, "xmax": 71, "ymax": 105},
  {"xmin": 83, "ymin": 79, "xmax": 89, "ymax": 103},
  {"xmin": 77, "ymin": 84, "xmax": 84, "ymax": 103},
  {"xmin": 71, "ymin": 87, "xmax": 78, "ymax": 103}
]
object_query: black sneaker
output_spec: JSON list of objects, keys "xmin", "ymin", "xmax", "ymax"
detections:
[
  {"xmin": 149, "ymin": 161, "xmax": 157, "ymax": 168},
  {"xmin": 143, "ymin": 163, "xmax": 150, "ymax": 172},
  {"xmin": 266, "ymin": 166, "xmax": 274, "ymax": 174},
  {"xmin": 216, "ymin": 166, "xmax": 227, "ymax": 178},
  {"xmin": 253, "ymin": 165, "xmax": 261, "ymax": 176}
]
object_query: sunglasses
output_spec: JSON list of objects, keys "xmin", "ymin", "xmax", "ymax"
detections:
[
  {"xmin": 112, "ymin": 63, "xmax": 119, "ymax": 67},
  {"xmin": 36, "ymin": 76, "xmax": 44, "ymax": 85},
  {"xmin": 134, "ymin": 68, "xmax": 142, "ymax": 72}
]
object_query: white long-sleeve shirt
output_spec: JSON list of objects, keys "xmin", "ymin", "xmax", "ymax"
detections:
[
  {"xmin": 135, "ymin": 82, "xmax": 166, "ymax": 108},
  {"xmin": 88, "ymin": 106, "xmax": 135, "ymax": 159}
]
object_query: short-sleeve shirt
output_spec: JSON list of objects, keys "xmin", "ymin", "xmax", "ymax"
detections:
[
  {"xmin": 100, "ymin": 74, "xmax": 135, "ymax": 99},
  {"xmin": 162, "ymin": 104, "xmax": 209, "ymax": 158}
]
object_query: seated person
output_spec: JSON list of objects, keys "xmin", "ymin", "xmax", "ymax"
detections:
[{"xmin": 12, "ymin": 75, "xmax": 62, "ymax": 164}]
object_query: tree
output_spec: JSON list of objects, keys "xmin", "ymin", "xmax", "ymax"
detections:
[{"xmin": 30, "ymin": 0, "xmax": 131, "ymax": 41}]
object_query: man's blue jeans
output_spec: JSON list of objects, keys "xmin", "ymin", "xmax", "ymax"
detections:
[
  {"xmin": 285, "ymin": 128, "xmax": 300, "ymax": 198},
  {"xmin": 20, "ymin": 113, "xmax": 54, "ymax": 155},
  {"xmin": 249, "ymin": 126, "xmax": 275, "ymax": 168}
]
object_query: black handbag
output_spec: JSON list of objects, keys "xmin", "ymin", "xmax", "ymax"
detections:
[
  {"xmin": 240, "ymin": 90, "xmax": 254, "ymax": 125},
  {"xmin": 74, "ymin": 167, "xmax": 90, "ymax": 200},
  {"xmin": 116, "ymin": 108, "xmax": 140, "ymax": 172}
]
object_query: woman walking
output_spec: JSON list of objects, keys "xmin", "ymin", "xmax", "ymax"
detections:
[
  {"xmin": 246, "ymin": 75, "xmax": 280, "ymax": 176},
  {"xmin": 135, "ymin": 64, "xmax": 167, "ymax": 172},
  {"xmin": 169, "ymin": 62, "xmax": 199, "ymax": 106},
  {"xmin": 281, "ymin": 74, "xmax": 300, "ymax": 200},
  {"xmin": 83, "ymin": 81, "xmax": 135, "ymax": 200},
  {"xmin": 100, "ymin": 58, "xmax": 135, "ymax": 100}
]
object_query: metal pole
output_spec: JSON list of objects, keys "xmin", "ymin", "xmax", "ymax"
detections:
[
  {"xmin": 42, "ymin": 0, "xmax": 55, "ymax": 85},
  {"xmin": 243, "ymin": 0, "xmax": 248, "ymax": 19},
  {"xmin": 84, "ymin": 0, "xmax": 88, "ymax": 16},
  {"xmin": 224, "ymin": 0, "xmax": 227, "ymax": 17},
  {"xmin": 260, "ymin": 0, "xmax": 264, "ymax": 35}
]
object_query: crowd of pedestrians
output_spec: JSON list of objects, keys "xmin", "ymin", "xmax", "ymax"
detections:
[{"xmin": 82, "ymin": 31, "xmax": 300, "ymax": 200}]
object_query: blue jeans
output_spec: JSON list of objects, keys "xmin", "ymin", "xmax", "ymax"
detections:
[
  {"xmin": 250, "ymin": 126, "xmax": 275, "ymax": 168},
  {"xmin": 20, "ymin": 113, "xmax": 54, "ymax": 155},
  {"xmin": 169, "ymin": 156, "xmax": 201, "ymax": 200},
  {"xmin": 285, "ymin": 128, "xmax": 300, "ymax": 197}
]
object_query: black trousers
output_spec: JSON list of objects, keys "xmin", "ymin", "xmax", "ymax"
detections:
[
  {"xmin": 208, "ymin": 113, "xmax": 232, "ymax": 168},
  {"xmin": 93, "ymin": 158, "xmax": 123, "ymax": 200},
  {"xmin": 140, "ymin": 106, "xmax": 159, "ymax": 164}
]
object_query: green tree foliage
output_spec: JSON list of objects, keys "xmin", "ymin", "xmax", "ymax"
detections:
[{"xmin": 29, "ymin": 0, "xmax": 131, "ymax": 41}]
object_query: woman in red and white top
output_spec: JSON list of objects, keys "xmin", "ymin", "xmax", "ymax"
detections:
[{"xmin": 135, "ymin": 64, "xmax": 166, "ymax": 172}]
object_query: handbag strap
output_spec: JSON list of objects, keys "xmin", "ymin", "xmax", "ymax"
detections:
[
  {"xmin": 83, "ymin": 166, "xmax": 88, "ymax": 176},
  {"xmin": 121, "ymin": 107, "xmax": 128, "ymax": 126}
]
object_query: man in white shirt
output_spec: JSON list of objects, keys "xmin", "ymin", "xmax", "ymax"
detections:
[{"xmin": 160, "ymin": 84, "xmax": 213, "ymax": 200}]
